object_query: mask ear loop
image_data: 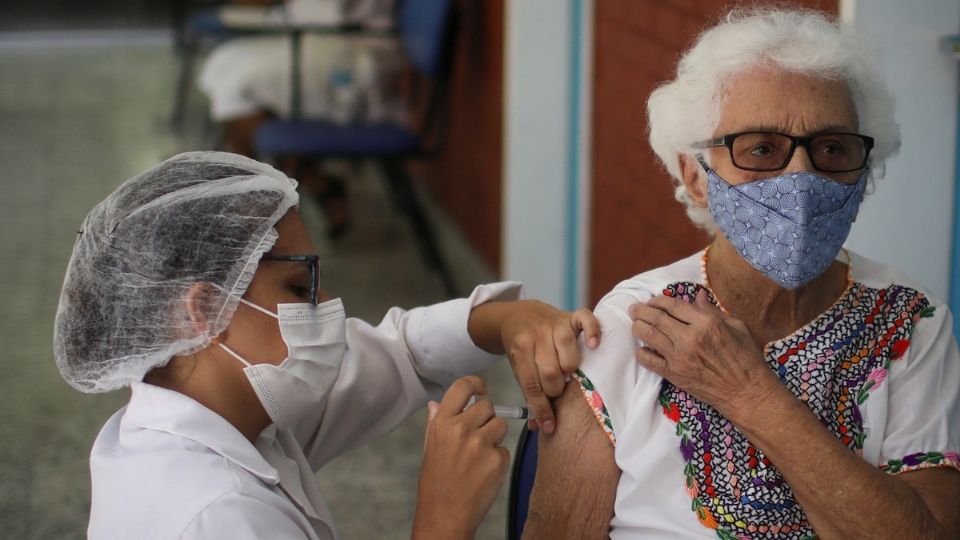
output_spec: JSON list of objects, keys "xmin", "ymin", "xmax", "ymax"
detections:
[
  {"xmin": 219, "ymin": 343, "xmax": 253, "ymax": 368},
  {"xmin": 210, "ymin": 285, "xmax": 280, "ymax": 367},
  {"xmin": 236, "ymin": 296, "xmax": 280, "ymax": 319},
  {"xmin": 210, "ymin": 283, "xmax": 280, "ymax": 319}
]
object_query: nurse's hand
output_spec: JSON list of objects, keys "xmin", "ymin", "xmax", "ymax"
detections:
[
  {"xmin": 468, "ymin": 300, "xmax": 601, "ymax": 435},
  {"xmin": 413, "ymin": 376, "xmax": 509, "ymax": 540}
]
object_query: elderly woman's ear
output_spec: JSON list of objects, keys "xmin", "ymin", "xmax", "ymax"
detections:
[{"xmin": 677, "ymin": 154, "xmax": 708, "ymax": 207}]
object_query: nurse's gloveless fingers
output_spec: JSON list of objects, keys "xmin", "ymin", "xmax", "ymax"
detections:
[
  {"xmin": 508, "ymin": 333, "xmax": 552, "ymax": 430},
  {"xmin": 536, "ymin": 336, "xmax": 566, "ymax": 398},
  {"xmin": 571, "ymin": 308, "xmax": 602, "ymax": 350},
  {"xmin": 515, "ymin": 347, "xmax": 554, "ymax": 434},
  {"xmin": 422, "ymin": 401, "xmax": 440, "ymax": 452},
  {"xmin": 427, "ymin": 401, "xmax": 439, "ymax": 422},
  {"xmin": 436, "ymin": 375, "xmax": 487, "ymax": 418},
  {"xmin": 477, "ymin": 415, "xmax": 508, "ymax": 446},
  {"xmin": 462, "ymin": 398, "xmax": 496, "ymax": 428},
  {"xmin": 554, "ymin": 325, "xmax": 581, "ymax": 377}
]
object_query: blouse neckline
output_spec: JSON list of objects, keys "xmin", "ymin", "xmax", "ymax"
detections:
[{"xmin": 698, "ymin": 246, "xmax": 856, "ymax": 353}]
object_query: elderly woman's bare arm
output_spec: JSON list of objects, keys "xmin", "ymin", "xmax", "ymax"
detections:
[{"xmin": 521, "ymin": 382, "xmax": 620, "ymax": 539}]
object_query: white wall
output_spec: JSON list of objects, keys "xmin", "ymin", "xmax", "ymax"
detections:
[
  {"xmin": 843, "ymin": 0, "xmax": 959, "ymax": 300},
  {"xmin": 502, "ymin": 0, "xmax": 592, "ymax": 308}
]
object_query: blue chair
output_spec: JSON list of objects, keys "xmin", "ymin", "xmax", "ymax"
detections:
[
  {"xmin": 507, "ymin": 426, "xmax": 539, "ymax": 540},
  {"xmin": 253, "ymin": 0, "xmax": 460, "ymax": 297}
]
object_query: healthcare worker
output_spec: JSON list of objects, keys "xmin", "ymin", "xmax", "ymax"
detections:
[{"xmin": 53, "ymin": 152, "xmax": 599, "ymax": 540}]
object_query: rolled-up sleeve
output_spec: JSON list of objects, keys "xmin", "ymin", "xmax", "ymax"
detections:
[
  {"xmin": 296, "ymin": 282, "xmax": 523, "ymax": 469},
  {"xmin": 404, "ymin": 281, "xmax": 524, "ymax": 385}
]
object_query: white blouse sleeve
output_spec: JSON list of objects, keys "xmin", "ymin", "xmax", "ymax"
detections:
[
  {"xmin": 295, "ymin": 282, "xmax": 523, "ymax": 469},
  {"xmin": 876, "ymin": 301, "xmax": 960, "ymax": 474},
  {"xmin": 576, "ymin": 290, "xmax": 661, "ymax": 444}
]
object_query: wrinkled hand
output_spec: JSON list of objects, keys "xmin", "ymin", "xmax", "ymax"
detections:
[
  {"xmin": 499, "ymin": 301, "xmax": 601, "ymax": 434},
  {"xmin": 629, "ymin": 289, "xmax": 780, "ymax": 418},
  {"xmin": 413, "ymin": 376, "xmax": 509, "ymax": 540}
]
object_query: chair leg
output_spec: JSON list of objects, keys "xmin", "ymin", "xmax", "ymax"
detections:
[
  {"xmin": 171, "ymin": 0, "xmax": 188, "ymax": 54},
  {"xmin": 380, "ymin": 159, "xmax": 459, "ymax": 298},
  {"xmin": 171, "ymin": 39, "xmax": 197, "ymax": 129}
]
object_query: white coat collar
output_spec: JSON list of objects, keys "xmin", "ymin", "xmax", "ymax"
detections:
[{"xmin": 124, "ymin": 382, "xmax": 280, "ymax": 484}]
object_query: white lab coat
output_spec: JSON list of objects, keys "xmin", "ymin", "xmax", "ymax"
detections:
[{"xmin": 87, "ymin": 282, "xmax": 521, "ymax": 539}]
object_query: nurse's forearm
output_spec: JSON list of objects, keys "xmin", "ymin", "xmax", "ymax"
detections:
[
  {"xmin": 466, "ymin": 300, "xmax": 513, "ymax": 354},
  {"xmin": 411, "ymin": 510, "xmax": 472, "ymax": 540},
  {"xmin": 411, "ymin": 522, "xmax": 471, "ymax": 540},
  {"xmin": 727, "ymin": 384, "xmax": 952, "ymax": 539}
]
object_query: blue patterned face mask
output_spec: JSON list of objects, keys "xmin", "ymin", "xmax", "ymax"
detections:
[{"xmin": 701, "ymin": 157, "xmax": 867, "ymax": 289}]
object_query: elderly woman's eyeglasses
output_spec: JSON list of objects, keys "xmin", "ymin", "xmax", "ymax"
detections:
[
  {"xmin": 261, "ymin": 254, "xmax": 321, "ymax": 306},
  {"xmin": 692, "ymin": 131, "xmax": 874, "ymax": 173}
]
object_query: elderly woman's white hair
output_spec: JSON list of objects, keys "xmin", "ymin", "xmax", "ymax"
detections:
[{"xmin": 647, "ymin": 7, "xmax": 900, "ymax": 232}]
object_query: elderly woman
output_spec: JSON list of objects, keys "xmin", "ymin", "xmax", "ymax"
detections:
[
  {"xmin": 54, "ymin": 152, "xmax": 599, "ymax": 539},
  {"xmin": 524, "ymin": 8, "xmax": 959, "ymax": 540}
]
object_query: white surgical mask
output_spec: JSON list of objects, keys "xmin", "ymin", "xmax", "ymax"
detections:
[{"xmin": 219, "ymin": 297, "xmax": 346, "ymax": 430}]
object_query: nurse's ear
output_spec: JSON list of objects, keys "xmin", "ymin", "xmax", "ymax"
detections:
[{"xmin": 182, "ymin": 282, "xmax": 217, "ymax": 337}]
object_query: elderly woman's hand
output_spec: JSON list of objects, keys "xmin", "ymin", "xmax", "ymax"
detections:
[{"xmin": 629, "ymin": 289, "xmax": 782, "ymax": 418}]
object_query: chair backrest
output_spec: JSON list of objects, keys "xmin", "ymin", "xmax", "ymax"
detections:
[
  {"xmin": 398, "ymin": 0, "xmax": 457, "ymax": 79},
  {"xmin": 506, "ymin": 426, "xmax": 539, "ymax": 540}
]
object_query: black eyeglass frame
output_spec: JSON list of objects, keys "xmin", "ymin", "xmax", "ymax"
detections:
[
  {"xmin": 692, "ymin": 131, "xmax": 875, "ymax": 173},
  {"xmin": 261, "ymin": 254, "xmax": 321, "ymax": 306}
]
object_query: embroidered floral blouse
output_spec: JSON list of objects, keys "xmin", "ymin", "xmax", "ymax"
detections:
[{"xmin": 576, "ymin": 250, "xmax": 960, "ymax": 540}]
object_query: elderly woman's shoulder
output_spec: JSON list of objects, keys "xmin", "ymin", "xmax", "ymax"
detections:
[
  {"xmin": 847, "ymin": 250, "xmax": 946, "ymax": 306},
  {"xmin": 595, "ymin": 251, "xmax": 705, "ymax": 313}
]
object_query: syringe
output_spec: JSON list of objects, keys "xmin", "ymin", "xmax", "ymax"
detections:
[
  {"xmin": 466, "ymin": 395, "xmax": 528, "ymax": 420},
  {"xmin": 493, "ymin": 405, "xmax": 529, "ymax": 420}
]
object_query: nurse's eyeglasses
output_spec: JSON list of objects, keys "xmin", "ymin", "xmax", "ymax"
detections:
[{"xmin": 261, "ymin": 254, "xmax": 321, "ymax": 306}]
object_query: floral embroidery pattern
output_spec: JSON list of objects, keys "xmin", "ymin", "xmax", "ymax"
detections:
[
  {"xmin": 879, "ymin": 451, "xmax": 960, "ymax": 474},
  {"xmin": 573, "ymin": 369, "xmax": 616, "ymax": 445},
  {"xmin": 658, "ymin": 280, "xmax": 929, "ymax": 540}
]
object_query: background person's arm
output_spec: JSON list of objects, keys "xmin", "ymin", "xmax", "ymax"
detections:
[{"xmin": 522, "ymin": 382, "xmax": 620, "ymax": 539}]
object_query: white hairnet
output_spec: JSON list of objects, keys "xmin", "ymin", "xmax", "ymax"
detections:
[{"xmin": 54, "ymin": 151, "xmax": 299, "ymax": 393}]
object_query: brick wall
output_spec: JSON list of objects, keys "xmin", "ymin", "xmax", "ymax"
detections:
[
  {"xmin": 418, "ymin": 0, "xmax": 504, "ymax": 271},
  {"xmin": 588, "ymin": 0, "xmax": 839, "ymax": 304}
]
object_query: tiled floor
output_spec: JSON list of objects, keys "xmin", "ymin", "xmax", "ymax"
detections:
[{"xmin": 0, "ymin": 32, "xmax": 522, "ymax": 539}]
